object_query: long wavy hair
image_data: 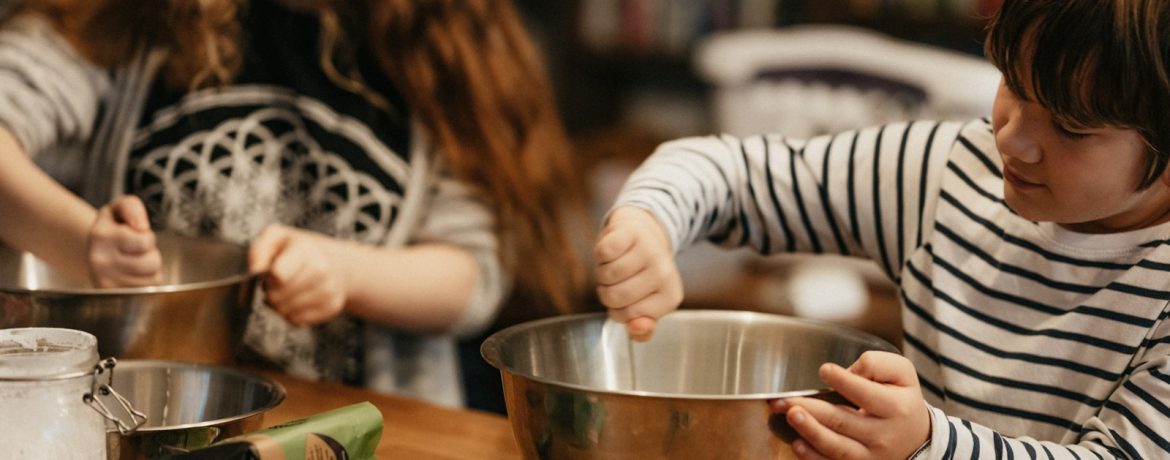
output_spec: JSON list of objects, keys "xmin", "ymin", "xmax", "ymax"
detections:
[{"xmin": 21, "ymin": 0, "xmax": 587, "ymax": 317}]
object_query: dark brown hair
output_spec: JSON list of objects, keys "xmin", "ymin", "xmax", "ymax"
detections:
[
  {"xmin": 21, "ymin": 0, "xmax": 587, "ymax": 316},
  {"xmin": 985, "ymin": 0, "xmax": 1170, "ymax": 188}
]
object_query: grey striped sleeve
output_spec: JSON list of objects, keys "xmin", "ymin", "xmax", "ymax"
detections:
[
  {"xmin": 614, "ymin": 134, "xmax": 741, "ymax": 253},
  {"xmin": 0, "ymin": 13, "xmax": 109, "ymax": 156},
  {"xmin": 613, "ymin": 122, "xmax": 960, "ymax": 271}
]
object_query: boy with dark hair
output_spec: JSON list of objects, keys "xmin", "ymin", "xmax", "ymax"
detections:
[{"xmin": 595, "ymin": 0, "xmax": 1170, "ymax": 457}]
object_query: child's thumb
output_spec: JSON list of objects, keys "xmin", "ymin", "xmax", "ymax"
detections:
[
  {"xmin": 248, "ymin": 225, "xmax": 292, "ymax": 275},
  {"xmin": 627, "ymin": 316, "xmax": 656, "ymax": 342},
  {"xmin": 111, "ymin": 195, "xmax": 151, "ymax": 231}
]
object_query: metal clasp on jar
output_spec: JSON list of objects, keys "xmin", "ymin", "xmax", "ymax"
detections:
[{"xmin": 83, "ymin": 357, "xmax": 147, "ymax": 435}]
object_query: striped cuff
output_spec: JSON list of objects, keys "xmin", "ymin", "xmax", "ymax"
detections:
[{"xmin": 916, "ymin": 404, "xmax": 950, "ymax": 460}]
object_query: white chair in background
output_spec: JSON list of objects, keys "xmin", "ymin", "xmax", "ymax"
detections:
[
  {"xmin": 680, "ymin": 25, "xmax": 1001, "ymax": 325},
  {"xmin": 696, "ymin": 25, "xmax": 1000, "ymax": 138}
]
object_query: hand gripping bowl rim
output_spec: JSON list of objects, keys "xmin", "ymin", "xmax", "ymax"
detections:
[{"xmin": 480, "ymin": 309, "xmax": 899, "ymax": 401}]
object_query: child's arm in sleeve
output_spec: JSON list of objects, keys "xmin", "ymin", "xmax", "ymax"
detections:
[
  {"xmin": 0, "ymin": 13, "xmax": 164, "ymax": 286},
  {"xmin": 248, "ymin": 164, "xmax": 503, "ymax": 337},
  {"xmin": 773, "ymin": 341, "xmax": 1169, "ymax": 459},
  {"xmin": 0, "ymin": 13, "xmax": 110, "ymax": 166},
  {"xmin": 598, "ymin": 121, "xmax": 965, "ymax": 334},
  {"xmin": 916, "ymin": 329, "xmax": 1170, "ymax": 459},
  {"xmin": 0, "ymin": 125, "xmax": 96, "ymax": 281},
  {"xmin": 612, "ymin": 121, "xmax": 962, "ymax": 279}
]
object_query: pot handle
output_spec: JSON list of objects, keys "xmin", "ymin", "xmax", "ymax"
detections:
[{"xmin": 83, "ymin": 357, "xmax": 148, "ymax": 435}]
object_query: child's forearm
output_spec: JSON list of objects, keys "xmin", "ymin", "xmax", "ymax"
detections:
[
  {"xmin": 336, "ymin": 240, "xmax": 481, "ymax": 334},
  {"xmin": 249, "ymin": 226, "xmax": 493, "ymax": 335},
  {"xmin": 0, "ymin": 126, "xmax": 96, "ymax": 281}
]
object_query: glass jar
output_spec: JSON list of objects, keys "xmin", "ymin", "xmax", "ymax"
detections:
[{"xmin": 0, "ymin": 328, "xmax": 107, "ymax": 459}]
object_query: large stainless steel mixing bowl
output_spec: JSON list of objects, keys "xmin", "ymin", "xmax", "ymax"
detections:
[
  {"xmin": 101, "ymin": 360, "xmax": 286, "ymax": 459},
  {"xmin": 481, "ymin": 310, "xmax": 899, "ymax": 459},
  {"xmin": 0, "ymin": 233, "xmax": 257, "ymax": 364}
]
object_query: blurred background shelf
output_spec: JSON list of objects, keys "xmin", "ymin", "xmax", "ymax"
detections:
[{"xmin": 518, "ymin": 0, "xmax": 998, "ymax": 136}]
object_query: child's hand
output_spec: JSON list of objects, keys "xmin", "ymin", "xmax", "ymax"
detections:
[
  {"xmin": 87, "ymin": 195, "xmax": 163, "ymax": 287},
  {"xmin": 248, "ymin": 225, "xmax": 347, "ymax": 326},
  {"xmin": 592, "ymin": 206, "xmax": 683, "ymax": 341},
  {"xmin": 771, "ymin": 351, "xmax": 930, "ymax": 460}
]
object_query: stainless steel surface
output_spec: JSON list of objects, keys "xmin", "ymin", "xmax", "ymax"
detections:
[
  {"xmin": 101, "ymin": 360, "xmax": 286, "ymax": 460},
  {"xmin": 0, "ymin": 233, "xmax": 258, "ymax": 364},
  {"xmin": 481, "ymin": 310, "xmax": 899, "ymax": 459}
]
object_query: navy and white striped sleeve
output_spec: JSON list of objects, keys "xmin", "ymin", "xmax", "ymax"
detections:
[
  {"xmin": 0, "ymin": 13, "xmax": 109, "ymax": 156},
  {"xmin": 613, "ymin": 121, "xmax": 961, "ymax": 279},
  {"xmin": 919, "ymin": 321, "xmax": 1170, "ymax": 459}
]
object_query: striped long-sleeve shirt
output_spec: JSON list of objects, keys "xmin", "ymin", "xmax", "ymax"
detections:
[{"xmin": 614, "ymin": 118, "xmax": 1170, "ymax": 459}]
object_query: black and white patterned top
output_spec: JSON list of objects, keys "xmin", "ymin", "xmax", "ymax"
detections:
[
  {"xmin": 0, "ymin": 4, "xmax": 505, "ymax": 406},
  {"xmin": 126, "ymin": 0, "xmax": 411, "ymax": 385}
]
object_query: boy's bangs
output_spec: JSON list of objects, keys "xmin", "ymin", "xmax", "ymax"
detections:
[{"xmin": 987, "ymin": 0, "xmax": 1139, "ymax": 130}]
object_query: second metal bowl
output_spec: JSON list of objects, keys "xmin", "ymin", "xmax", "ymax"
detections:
[
  {"xmin": 102, "ymin": 360, "xmax": 286, "ymax": 460},
  {"xmin": 481, "ymin": 310, "xmax": 899, "ymax": 459},
  {"xmin": 0, "ymin": 233, "xmax": 258, "ymax": 364}
]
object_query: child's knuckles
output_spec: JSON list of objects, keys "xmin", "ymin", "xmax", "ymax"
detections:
[
  {"xmin": 591, "ymin": 241, "xmax": 611, "ymax": 261},
  {"xmin": 821, "ymin": 410, "xmax": 850, "ymax": 436},
  {"xmin": 854, "ymin": 351, "xmax": 878, "ymax": 367},
  {"xmin": 642, "ymin": 265, "xmax": 670, "ymax": 290},
  {"xmin": 594, "ymin": 285, "xmax": 612, "ymax": 306},
  {"xmin": 624, "ymin": 300, "xmax": 651, "ymax": 319},
  {"xmin": 91, "ymin": 224, "xmax": 118, "ymax": 241},
  {"xmin": 637, "ymin": 260, "xmax": 660, "ymax": 281},
  {"xmin": 308, "ymin": 255, "xmax": 331, "ymax": 274},
  {"xmin": 818, "ymin": 439, "xmax": 853, "ymax": 460},
  {"xmin": 799, "ymin": 427, "xmax": 830, "ymax": 453},
  {"xmin": 88, "ymin": 251, "xmax": 108, "ymax": 267},
  {"xmin": 594, "ymin": 263, "xmax": 623, "ymax": 285},
  {"xmin": 610, "ymin": 286, "xmax": 640, "ymax": 308},
  {"xmin": 596, "ymin": 286, "xmax": 627, "ymax": 309},
  {"xmin": 867, "ymin": 436, "xmax": 893, "ymax": 453},
  {"xmin": 144, "ymin": 251, "xmax": 163, "ymax": 267}
]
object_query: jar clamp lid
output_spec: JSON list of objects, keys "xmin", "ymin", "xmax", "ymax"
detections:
[{"xmin": 0, "ymin": 328, "xmax": 146, "ymax": 434}]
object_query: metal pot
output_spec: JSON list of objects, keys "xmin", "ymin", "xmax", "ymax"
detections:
[
  {"xmin": 481, "ymin": 310, "xmax": 899, "ymax": 459},
  {"xmin": 101, "ymin": 360, "xmax": 286, "ymax": 460},
  {"xmin": 0, "ymin": 233, "xmax": 257, "ymax": 364}
]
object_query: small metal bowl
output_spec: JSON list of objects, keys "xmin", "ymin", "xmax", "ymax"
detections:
[
  {"xmin": 481, "ymin": 310, "xmax": 899, "ymax": 459},
  {"xmin": 0, "ymin": 233, "xmax": 258, "ymax": 364},
  {"xmin": 102, "ymin": 360, "xmax": 285, "ymax": 460}
]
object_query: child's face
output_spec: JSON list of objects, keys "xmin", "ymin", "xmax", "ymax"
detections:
[{"xmin": 991, "ymin": 78, "xmax": 1170, "ymax": 233}]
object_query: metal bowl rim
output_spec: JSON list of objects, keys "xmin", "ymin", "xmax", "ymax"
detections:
[
  {"xmin": 0, "ymin": 272, "xmax": 259, "ymax": 296},
  {"xmin": 480, "ymin": 310, "xmax": 899, "ymax": 400},
  {"xmin": 112, "ymin": 360, "xmax": 286, "ymax": 433},
  {"xmin": 0, "ymin": 232, "xmax": 256, "ymax": 295}
]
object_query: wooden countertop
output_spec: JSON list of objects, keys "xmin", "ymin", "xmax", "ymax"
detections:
[{"xmin": 257, "ymin": 370, "xmax": 522, "ymax": 459}]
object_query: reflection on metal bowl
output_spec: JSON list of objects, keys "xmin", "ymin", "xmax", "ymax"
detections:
[
  {"xmin": 481, "ymin": 310, "xmax": 899, "ymax": 459},
  {"xmin": 0, "ymin": 233, "xmax": 257, "ymax": 364},
  {"xmin": 102, "ymin": 360, "xmax": 285, "ymax": 460}
]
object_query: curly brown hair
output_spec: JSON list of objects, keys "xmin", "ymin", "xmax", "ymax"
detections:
[{"xmin": 21, "ymin": 0, "xmax": 587, "ymax": 317}]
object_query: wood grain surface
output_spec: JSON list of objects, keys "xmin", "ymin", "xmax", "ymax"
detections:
[{"xmin": 257, "ymin": 370, "xmax": 522, "ymax": 459}]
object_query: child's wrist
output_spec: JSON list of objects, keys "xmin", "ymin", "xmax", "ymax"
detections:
[{"xmin": 907, "ymin": 438, "xmax": 931, "ymax": 459}]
